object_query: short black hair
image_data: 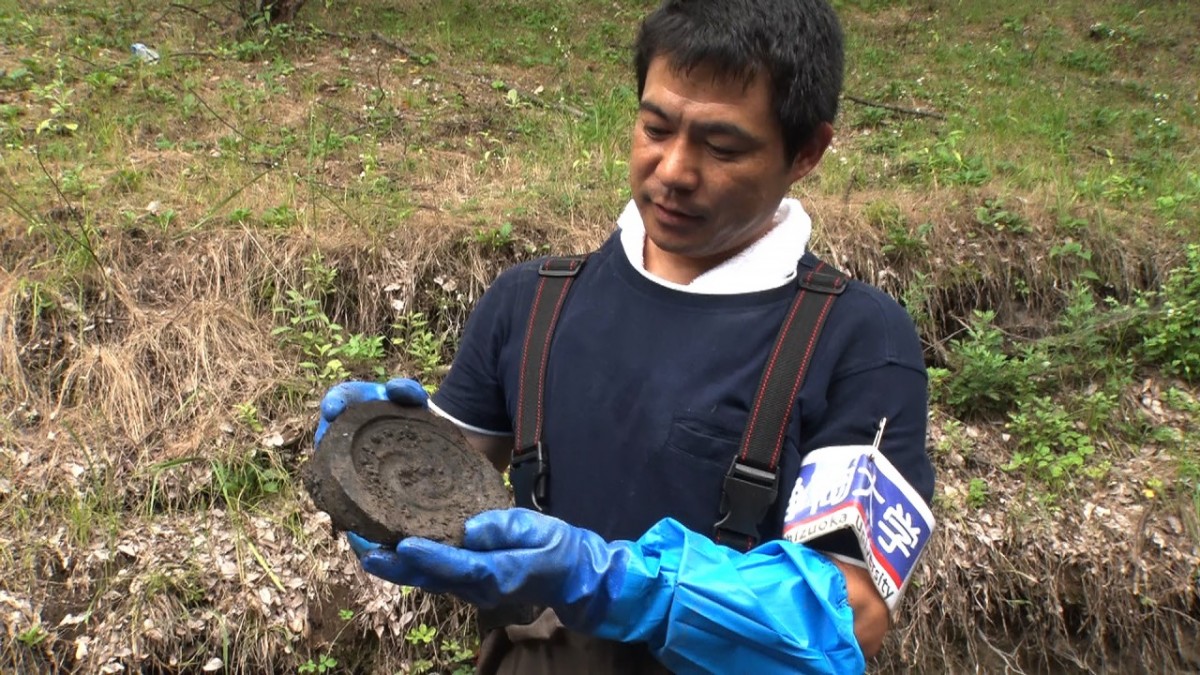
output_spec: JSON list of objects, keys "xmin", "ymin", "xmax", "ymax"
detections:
[{"xmin": 634, "ymin": 0, "xmax": 845, "ymax": 162}]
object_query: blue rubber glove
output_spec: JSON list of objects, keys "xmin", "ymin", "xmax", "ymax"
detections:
[
  {"xmin": 314, "ymin": 377, "xmax": 428, "ymax": 558},
  {"xmin": 314, "ymin": 377, "xmax": 428, "ymax": 445},
  {"xmin": 360, "ymin": 509, "xmax": 864, "ymax": 674}
]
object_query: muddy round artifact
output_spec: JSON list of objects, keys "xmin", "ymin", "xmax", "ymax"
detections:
[{"xmin": 302, "ymin": 401, "xmax": 512, "ymax": 547}]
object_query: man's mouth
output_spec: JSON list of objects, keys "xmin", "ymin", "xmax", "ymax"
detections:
[{"xmin": 651, "ymin": 201, "xmax": 702, "ymax": 227}]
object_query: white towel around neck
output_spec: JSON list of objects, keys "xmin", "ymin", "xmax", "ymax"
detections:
[{"xmin": 616, "ymin": 197, "xmax": 813, "ymax": 295}]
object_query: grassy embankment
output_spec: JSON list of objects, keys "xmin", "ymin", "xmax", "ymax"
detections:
[{"xmin": 1, "ymin": 0, "xmax": 1197, "ymax": 672}]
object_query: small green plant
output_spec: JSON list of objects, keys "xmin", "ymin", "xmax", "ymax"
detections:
[
  {"xmin": 1097, "ymin": 172, "xmax": 1149, "ymax": 203},
  {"xmin": 393, "ymin": 312, "xmax": 445, "ymax": 380},
  {"xmin": 153, "ymin": 209, "xmax": 178, "ymax": 230},
  {"xmin": 439, "ymin": 638, "xmax": 476, "ymax": 664},
  {"xmin": 17, "ymin": 623, "xmax": 47, "ymax": 647},
  {"xmin": 920, "ymin": 130, "xmax": 991, "ymax": 186},
  {"xmin": 1061, "ymin": 48, "xmax": 1112, "ymax": 75},
  {"xmin": 1138, "ymin": 244, "xmax": 1200, "ymax": 382},
  {"xmin": 882, "ymin": 222, "xmax": 932, "ymax": 259},
  {"xmin": 1048, "ymin": 239, "xmax": 1093, "ymax": 263},
  {"xmin": 272, "ymin": 256, "xmax": 387, "ymax": 383},
  {"xmin": 1004, "ymin": 396, "xmax": 1096, "ymax": 483},
  {"xmin": 405, "ymin": 623, "xmax": 438, "ymax": 646},
  {"xmin": 31, "ymin": 63, "xmax": 78, "ymax": 135},
  {"xmin": 938, "ymin": 310, "xmax": 1033, "ymax": 417},
  {"xmin": 272, "ymin": 290, "xmax": 381, "ymax": 382},
  {"xmin": 211, "ymin": 452, "xmax": 286, "ymax": 508},
  {"xmin": 974, "ymin": 198, "xmax": 1029, "ymax": 234},
  {"xmin": 228, "ymin": 207, "xmax": 253, "ymax": 224},
  {"xmin": 966, "ymin": 478, "xmax": 988, "ymax": 508},
  {"xmin": 83, "ymin": 70, "xmax": 120, "ymax": 91},
  {"xmin": 473, "ymin": 221, "xmax": 515, "ymax": 250},
  {"xmin": 337, "ymin": 608, "xmax": 354, "ymax": 621},
  {"xmin": 110, "ymin": 167, "xmax": 145, "ymax": 193},
  {"xmin": 261, "ymin": 204, "xmax": 299, "ymax": 228},
  {"xmin": 1, "ymin": 65, "xmax": 33, "ymax": 90},
  {"xmin": 234, "ymin": 402, "xmax": 264, "ymax": 433},
  {"xmin": 298, "ymin": 654, "xmax": 337, "ymax": 674}
]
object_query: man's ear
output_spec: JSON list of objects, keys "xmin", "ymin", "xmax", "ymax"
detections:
[{"xmin": 787, "ymin": 122, "xmax": 834, "ymax": 183}]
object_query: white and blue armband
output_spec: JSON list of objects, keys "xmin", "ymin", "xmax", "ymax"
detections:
[{"xmin": 783, "ymin": 444, "xmax": 936, "ymax": 611}]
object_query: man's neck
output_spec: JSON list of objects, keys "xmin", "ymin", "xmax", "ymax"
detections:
[
  {"xmin": 642, "ymin": 242, "xmax": 720, "ymax": 285},
  {"xmin": 642, "ymin": 228, "xmax": 775, "ymax": 286}
]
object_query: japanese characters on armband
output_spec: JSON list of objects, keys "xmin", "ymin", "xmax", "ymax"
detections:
[{"xmin": 782, "ymin": 440, "xmax": 935, "ymax": 612}]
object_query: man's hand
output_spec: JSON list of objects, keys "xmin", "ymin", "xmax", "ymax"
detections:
[
  {"xmin": 315, "ymin": 378, "xmax": 428, "ymax": 446},
  {"xmin": 357, "ymin": 511, "xmax": 866, "ymax": 674},
  {"xmin": 359, "ymin": 508, "xmax": 623, "ymax": 624},
  {"xmin": 831, "ymin": 558, "xmax": 890, "ymax": 658}
]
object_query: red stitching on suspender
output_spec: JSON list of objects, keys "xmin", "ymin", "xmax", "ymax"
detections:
[
  {"xmin": 738, "ymin": 262, "xmax": 827, "ymax": 463},
  {"xmin": 535, "ymin": 277, "xmax": 574, "ymax": 443},
  {"xmin": 768, "ymin": 282, "xmax": 839, "ymax": 468},
  {"xmin": 515, "ymin": 277, "xmax": 549, "ymax": 450}
]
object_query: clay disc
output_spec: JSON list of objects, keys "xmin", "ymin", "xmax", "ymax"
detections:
[{"xmin": 302, "ymin": 401, "xmax": 512, "ymax": 546}]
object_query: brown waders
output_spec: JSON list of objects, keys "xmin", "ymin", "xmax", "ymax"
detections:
[{"xmin": 475, "ymin": 608, "xmax": 672, "ymax": 675}]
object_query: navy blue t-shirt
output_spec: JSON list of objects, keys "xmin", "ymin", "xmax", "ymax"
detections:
[{"xmin": 433, "ymin": 232, "xmax": 934, "ymax": 553}]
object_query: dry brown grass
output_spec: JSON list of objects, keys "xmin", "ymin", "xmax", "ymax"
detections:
[
  {"xmin": 4, "ymin": 202, "xmax": 1197, "ymax": 672},
  {"xmin": 878, "ymin": 409, "xmax": 1200, "ymax": 673}
]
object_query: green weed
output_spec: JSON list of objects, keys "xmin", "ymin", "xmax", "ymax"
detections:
[
  {"xmin": 472, "ymin": 221, "xmax": 515, "ymax": 250},
  {"xmin": 17, "ymin": 624, "xmax": 47, "ymax": 648},
  {"xmin": 270, "ymin": 254, "xmax": 387, "ymax": 383},
  {"xmin": 1138, "ymin": 244, "xmax": 1200, "ymax": 382},
  {"xmin": 272, "ymin": 288, "xmax": 385, "ymax": 383},
  {"xmin": 405, "ymin": 622, "xmax": 437, "ymax": 646},
  {"xmin": 919, "ymin": 130, "xmax": 991, "ymax": 186},
  {"xmin": 298, "ymin": 654, "xmax": 338, "ymax": 674},
  {"xmin": 967, "ymin": 478, "xmax": 989, "ymax": 508},
  {"xmin": 210, "ymin": 451, "xmax": 287, "ymax": 509},
  {"xmin": 393, "ymin": 312, "xmax": 446, "ymax": 382},
  {"xmin": 938, "ymin": 310, "xmax": 1033, "ymax": 417},
  {"xmin": 1004, "ymin": 395, "xmax": 1097, "ymax": 483},
  {"xmin": 974, "ymin": 198, "xmax": 1029, "ymax": 235}
]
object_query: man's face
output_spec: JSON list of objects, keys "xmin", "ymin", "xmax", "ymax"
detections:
[{"xmin": 630, "ymin": 57, "xmax": 827, "ymax": 270}]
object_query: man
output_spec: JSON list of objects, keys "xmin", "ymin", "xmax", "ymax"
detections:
[{"xmin": 316, "ymin": 1, "xmax": 935, "ymax": 672}]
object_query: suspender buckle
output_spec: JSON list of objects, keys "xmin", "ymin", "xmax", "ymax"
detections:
[
  {"xmin": 714, "ymin": 461, "xmax": 778, "ymax": 545},
  {"xmin": 538, "ymin": 257, "xmax": 585, "ymax": 278},
  {"xmin": 510, "ymin": 443, "xmax": 549, "ymax": 512},
  {"xmin": 798, "ymin": 269, "xmax": 848, "ymax": 295}
]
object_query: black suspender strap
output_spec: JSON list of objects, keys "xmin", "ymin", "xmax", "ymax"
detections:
[
  {"xmin": 477, "ymin": 257, "xmax": 584, "ymax": 637},
  {"xmin": 714, "ymin": 262, "xmax": 848, "ymax": 551},
  {"xmin": 510, "ymin": 255, "xmax": 588, "ymax": 511}
]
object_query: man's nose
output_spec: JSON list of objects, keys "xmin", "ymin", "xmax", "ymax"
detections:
[{"xmin": 656, "ymin": 138, "xmax": 700, "ymax": 191}]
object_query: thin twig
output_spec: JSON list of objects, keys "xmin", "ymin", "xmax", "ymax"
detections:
[
  {"xmin": 369, "ymin": 31, "xmax": 414, "ymax": 57},
  {"xmin": 508, "ymin": 87, "xmax": 587, "ymax": 119},
  {"xmin": 845, "ymin": 94, "xmax": 946, "ymax": 120},
  {"xmin": 168, "ymin": 2, "xmax": 226, "ymax": 26},
  {"xmin": 173, "ymin": 83, "xmax": 277, "ymax": 167},
  {"xmin": 173, "ymin": 166, "xmax": 276, "ymax": 240},
  {"xmin": 0, "ymin": 178, "xmax": 42, "ymax": 226},
  {"xmin": 315, "ymin": 28, "xmax": 414, "ymax": 57},
  {"xmin": 1087, "ymin": 145, "xmax": 1130, "ymax": 162},
  {"xmin": 32, "ymin": 150, "xmax": 107, "ymax": 280}
]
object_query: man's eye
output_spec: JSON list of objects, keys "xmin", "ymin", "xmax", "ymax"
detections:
[
  {"xmin": 643, "ymin": 125, "xmax": 669, "ymax": 139},
  {"xmin": 708, "ymin": 144, "xmax": 739, "ymax": 159}
]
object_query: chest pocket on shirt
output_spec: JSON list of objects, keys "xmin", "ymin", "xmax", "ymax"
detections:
[{"xmin": 633, "ymin": 416, "xmax": 742, "ymax": 537}]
